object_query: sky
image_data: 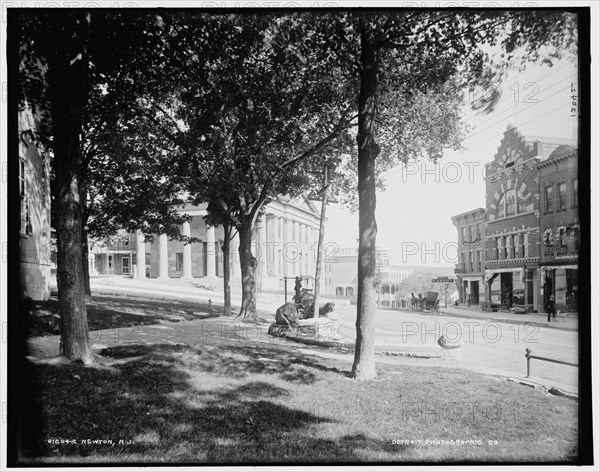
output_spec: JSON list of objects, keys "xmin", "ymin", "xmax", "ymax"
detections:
[{"xmin": 324, "ymin": 57, "xmax": 579, "ymax": 268}]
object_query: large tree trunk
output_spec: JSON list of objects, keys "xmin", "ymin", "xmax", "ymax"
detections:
[
  {"xmin": 81, "ymin": 140, "xmax": 92, "ymax": 301},
  {"xmin": 81, "ymin": 168, "xmax": 92, "ymax": 301},
  {"xmin": 222, "ymin": 223, "xmax": 232, "ymax": 317},
  {"xmin": 351, "ymin": 22, "xmax": 379, "ymax": 381},
  {"xmin": 237, "ymin": 219, "xmax": 258, "ymax": 320},
  {"xmin": 47, "ymin": 12, "xmax": 93, "ymax": 364}
]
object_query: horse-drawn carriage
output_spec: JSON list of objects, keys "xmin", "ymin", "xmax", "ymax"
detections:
[{"xmin": 410, "ymin": 291, "xmax": 441, "ymax": 312}]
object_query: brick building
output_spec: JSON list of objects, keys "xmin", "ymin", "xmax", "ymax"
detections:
[
  {"xmin": 452, "ymin": 125, "xmax": 577, "ymax": 313},
  {"xmin": 538, "ymin": 145, "xmax": 579, "ymax": 313},
  {"xmin": 451, "ymin": 208, "xmax": 486, "ymax": 306}
]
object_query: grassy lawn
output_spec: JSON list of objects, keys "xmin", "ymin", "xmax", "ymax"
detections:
[
  {"xmin": 25, "ymin": 294, "xmax": 222, "ymax": 337},
  {"xmin": 20, "ymin": 337, "xmax": 578, "ymax": 464}
]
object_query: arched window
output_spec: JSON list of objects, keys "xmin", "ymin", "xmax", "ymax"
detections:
[
  {"xmin": 497, "ymin": 195, "xmax": 505, "ymax": 218},
  {"xmin": 505, "ymin": 189, "xmax": 516, "ymax": 216}
]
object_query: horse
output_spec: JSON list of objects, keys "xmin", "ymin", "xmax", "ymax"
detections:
[
  {"xmin": 301, "ymin": 301, "xmax": 336, "ymax": 319},
  {"xmin": 410, "ymin": 293, "xmax": 419, "ymax": 311},
  {"xmin": 275, "ymin": 302, "xmax": 301, "ymax": 327}
]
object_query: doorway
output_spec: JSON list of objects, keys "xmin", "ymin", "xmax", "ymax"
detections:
[
  {"xmin": 544, "ymin": 271, "xmax": 554, "ymax": 307},
  {"xmin": 470, "ymin": 281, "xmax": 479, "ymax": 305},
  {"xmin": 500, "ymin": 272, "xmax": 513, "ymax": 308}
]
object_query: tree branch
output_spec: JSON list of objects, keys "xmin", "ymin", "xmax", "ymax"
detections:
[{"xmin": 276, "ymin": 106, "xmax": 356, "ymax": 173}]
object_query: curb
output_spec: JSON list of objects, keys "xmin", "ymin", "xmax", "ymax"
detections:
[
  {"xmin": 434, "ymin": 309, "xmax": 578, "ymax": 332},
  {"xmin": 267, "ymin": 326, "xmax": 444, "ymax": 358},
  {"xmin": 506, "ymin": 377, "xmax": 578, "ymax": 399}
]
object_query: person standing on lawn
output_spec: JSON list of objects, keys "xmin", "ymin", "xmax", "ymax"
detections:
[
  {"xmin": 294, "ymin": 276, "xmax": 303, "ymax": 304},
  {"xmin": 546, "ymin": 295, "xmax": 556, "ymax": 322}
]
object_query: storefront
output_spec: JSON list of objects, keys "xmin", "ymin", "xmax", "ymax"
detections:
[
  {"xmin": 462, "ymin": 276, "xmax": 484, "ymax": 306},
  {"xmin": 484, "ymin": 266, "xmax": 537, "ymax": 312},
  {"xmin": 540, "ymin": 263, "xmax": 578, "ymax": 313}
]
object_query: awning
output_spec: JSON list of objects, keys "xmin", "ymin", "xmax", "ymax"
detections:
[
  {"xmin": 462, "ymin": 276, "xmax": 483, "ymax": 282},
  {"xmin": 540, "ymin": 264, "xmax": 578, "ymax": 270},
  {"xmin": 485, "ymin": 268, "xmax": 524, "ymax": 276},
  {"xmin": 484, "ymin": 267, "xmax": 528, "ymax": 285}
]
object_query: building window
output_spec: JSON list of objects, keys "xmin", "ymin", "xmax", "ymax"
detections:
[
  {"xmin": 556, "ymin": 226, "xmax": 566, "ymax": 248},
  {"xmin": 558, "ymin": 182, "xmax": 567, "ymax": 210},
  {"xmin": 336, "ymin": 287, "xmax": 344, "ymax": 296},
  {"xmin": 19, "ymin": 159, "xmax": 31, "ymax": 235},
  {"xmin": 572, "ymin": 179, "xmax": 578, "ymax": 207},
  {"xmin": 176, "ymin": 252, "xmax": 183, "ymax": 271},
  {"xmin": 19, "ymin": 159, "xmax": 26, "ymax": 196},
  {"xmin": 567, "ymin": 227, "xmax": 580, "ymax": 252},
  {"xmin": 469, "ymin": 252, "xmax": 474, "ymax": 272},
  {"xmin": 461, "ymin": 227, "xmax": 468, "ymax": 244},
  {"xmin": 545, "ymin": 186, "xmax": 554, "ymax": 212},
  {"xmin": 517, "ymin": 192, "xmax": 526, "ymax": 213},
  {"xmin": 497, "ymin": 194, "xmax": 505, "ymax": 218},
  {"xmin": 505, "ymin": 189, "xmax": 516, "ymax": 216}
]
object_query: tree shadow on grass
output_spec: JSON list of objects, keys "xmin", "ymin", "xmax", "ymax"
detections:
[
  {"xmin": 21, "ymin": 343, "xmax": 409, "ymax": 464},
  {"xmin": 189, "ymin": 341, "xmax": 352, "ymax": 382},
  {"xmin": 26, "ymin": 295, "xmax": 217, "ymax": 337}
]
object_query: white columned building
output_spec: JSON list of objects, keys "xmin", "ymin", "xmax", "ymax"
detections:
[
  {"xmin": 231, "ymin": 231, "xmax": 241, "ymax": 278},
  {"xmin": 136, "ymin": 230, "xmax": 146, "ymax": 279},
  {"xmin": 182, "ymin": 220, "xmax": 192, "ymax": 279},
  {"xmin": 105, "ymin": 196, "xmax": 320, "ymax": 290},
  {"xmin": 158, "ymin": 233, "xmax": 169, "ymax": 279},
  {"xmin": 206, "ymin": 226, "xmax": 216, "ymax": 277}
]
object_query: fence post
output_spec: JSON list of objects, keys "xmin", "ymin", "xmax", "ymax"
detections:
[{"xmin": 525, "ymin": 348, "xmax": 532, "ymax": 378}]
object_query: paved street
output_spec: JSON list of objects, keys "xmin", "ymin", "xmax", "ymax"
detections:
[
  {"xmin": 333, "ymin": 305, "xmax": 579, "ymax": 390},
  {"xmin": 41, "ymin": 276, "xmax": 580, "ymax": 392}
]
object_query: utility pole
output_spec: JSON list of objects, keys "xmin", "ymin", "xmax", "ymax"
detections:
[{"xmin": 312, "ymin": 165, "xmax": 330, "ymax": 318}]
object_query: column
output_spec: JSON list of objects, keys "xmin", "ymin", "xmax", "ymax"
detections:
[
  {"xmin": 158, "ymin": 233, "xmax": 169, "ymax": 279},
  {"xmin": 515, "ymin": 234, "xmax": 522, "ymax": 259},
  {"xmin": 182, "ymin": 221, "xmax": 192, "ymax": 279},
  {"xmin": 277, "ymin": 217, "xmax": 284, "ymax": 276},
  {"xmin": 264, "ymin": 216, "xmax": 271, "ymax": 276},
  {"xmin": 506, "ymin": 235, "xmax": 514, "ymax": 260},
  {"xmin": 284, "ymin": 218, "xmax": 293, "ymax": 276},
  {"xmin": 257, "ymin": 218, "xmax": 268, "ymax": 278},
  {"xmin": 89, "ymin": 250, "xmax": 97, "ymax": 276},
  {"xmin": 136, "ymin": 230, "xmax": 146, "ymax": 279},
  {"xmin": 231, "ymin": 231, "xmax": 241, "ymax": 278},
  {"xmin": 206, "ymin": 226, "xmax": 216, "ymax": 277},
  {"xmin": 499, "ymin": 237, "xmax": 505, "ymax": 260}
]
